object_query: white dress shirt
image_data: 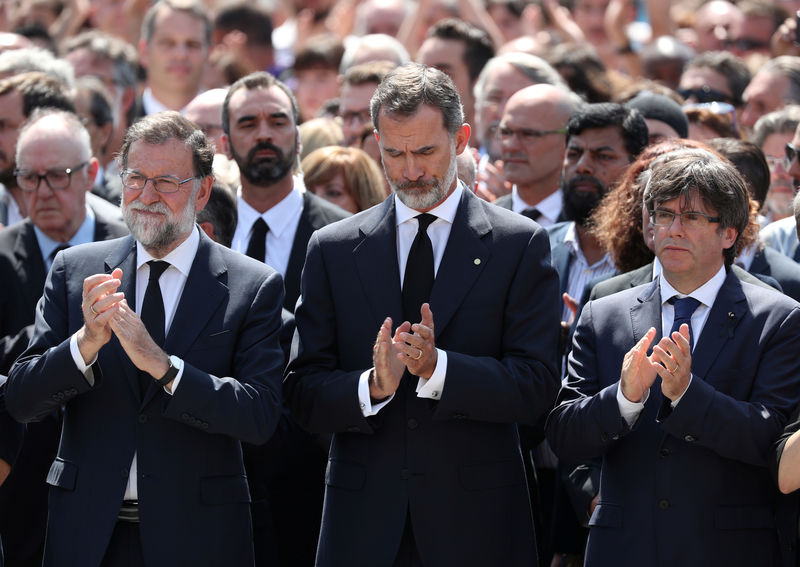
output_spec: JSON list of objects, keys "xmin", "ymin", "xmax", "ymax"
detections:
[
  {"xmin": 510, "ymin": 186, "xmax": 563, "ymax": 229},
  {"xmin": 358, "ymin": 184, "xmax": 464, "ymax": 416},
  {"xmin": 561, "ymin": 221, "xmax": 616, "ymax": 322},
  {"xmin": 617, "ymin": 264, "xmax": 727, "ymax": 426},
  {"xmin": 69, "ymin": 227, "xmax": 200, "ymax": 499},
  {"xmin": 34, "ymin": 205, "xmax": 95, "ymax": 271},
  {"xmin": 232, "ymin": 184, "xmax": 303, "ymax": 276}
]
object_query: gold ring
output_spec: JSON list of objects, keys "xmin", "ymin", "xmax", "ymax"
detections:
[
  {"xmin": 90, "ymin": 305, "xmax": 98, "ymax": 316},
  {"xmin": 414, "ymin": 349, "xmax": 423, "ymax": 360}
]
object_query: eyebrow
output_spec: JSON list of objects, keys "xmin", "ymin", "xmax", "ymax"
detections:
[
  {"xmin": 236, "ymin": 111, "xmax": 290, "ymax": 124},
  {"xmin": 382, "ymin": 144, "xmax": 437, "ymax": 154}
]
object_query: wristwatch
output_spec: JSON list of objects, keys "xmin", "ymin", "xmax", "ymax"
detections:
[{"xmin": 157, "ymin": 355, "xmax": 182, "ymax": 386}]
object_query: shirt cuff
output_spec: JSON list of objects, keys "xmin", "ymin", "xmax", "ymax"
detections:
[
  {"xmin": 69, "ymin": 333, "xmax": 96, "ymax": 386},
  {"xmin": 416, "ymin": 348, "xmax": 446, "ymax": 400},
  {"xmin": 358, "ymin": 368, "xmax": 393, "ymax": 416},
  {"xmin": 163, "ymin": 356, "xmax": 184, "ymax": 396},
  {"xmin": 670, "ymin": 374, "xmax": 693, "ymax": 408},
  {"xmin": 617, "ymin": 382, "xmax": 648, "ymax": 427}
]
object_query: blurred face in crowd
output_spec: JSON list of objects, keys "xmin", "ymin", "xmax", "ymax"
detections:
[
  {"xmin": 0, "ymin": 90, "xmax": 24, "ymax": 186},
  {"xmin": 475, "ymin": 61, "xmax": 534, "ymax": 160},
  {"xmin": 417, "ymin": 38, "xmax": 475, "ymax": 123},
  {"xmin": 761, "ymin": 131, "xmax": 796, "ymax": 220},
  {"xmin": 742, "ymin": 71, "xmax": 789, "ymax": 129},
  {"xmin": 339, "ymin": 81, "xmax": 378, "ymax": 146}
]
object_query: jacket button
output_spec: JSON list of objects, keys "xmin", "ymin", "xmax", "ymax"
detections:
[
  {"xmin": 658, "ymin": 499, "xmax": 670, "ymax": 509},
  {"xmin": 138, "ymin": 414, "xmax": 147, "ymax": 424},
  {"xmin": 407, "ymin": 418, "xmax": 418, "ymax": 430},
  {"xmin": 684, "ymin": 435, "xmax": 696, "ymax": 442},
  {"xmin": 660, "ymin": 448, "xmax": 670, "ymax": 457}
]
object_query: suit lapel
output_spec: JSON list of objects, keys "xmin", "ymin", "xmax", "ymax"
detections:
[
  {"xmin": 104, "ymin": 236, "xmax": 140, "ymax": 402},
  {"xmin": 284, "ymin": 194, "xmax": 316, "ymax": 311},
  {"xmin": 14, "ymin": 222, "xmax": 47, "ymax": 303},
  {"xmin": 749, "ymin": 249, "xmax": 770, "ymax": 277},
  {"xmin": 691, "ymin": 271, "xmax": 746, "ymax": 380},
  {"xmin": 429, "ymin": 190, "xmax": 490, "ymax": 338},
  {"xmin": 550, "ymin": 242, "xmax": 572, "ymax": 297},
  {"xmin": 630, "ymin": 280, "xmax": 665, "ymax": 421},
  {"xmin": 354, "ymin": 198, "xmax": 403, "ymax": 328}
]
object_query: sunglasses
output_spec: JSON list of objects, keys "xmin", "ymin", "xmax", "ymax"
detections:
[
  {"xmin": 682, "ymin": 101, "xmax": 740, "ymax": 139},
  {"xmin": 786, "ymin": 142, "xmax": 800, "ymax": 169},
  {"xmin": 677, "ymin": 86, "xmax": 732, "ymax": 104}
]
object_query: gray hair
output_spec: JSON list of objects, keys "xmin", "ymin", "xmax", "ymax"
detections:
[
  {"xmin": 16, "ymin": 108, "xmax": 92, "ymax": 164},
  {"xmin": 61, "ymin": 30, "xmax": 139, "ymax": 89},
  {"xmin": 473, "ymin": 52, "xmax": 566, "ymax": 103},
  {"xmin": 141, "ymin": 0, "xmax": 211, "ymax": 47},
  {"xmin": 370, "ymin": 63, "xmax": 463, "ymax": 135},
  {"xmin": 0, "ymin": 47, "xmax": 74, "ymax": 87},
  {"xmin": 760, "ymin": 56, "xmax": 800, "ymax": 106},
  {"xmin": 339, "ymin": 34, "xmax": 410, "ymax": 74},
  {"xmin": 751, "ymin": 105, "xmax": 800, "ymax": 147},
  {"xmin": 119, "ymin": 111, "xmax": 214, "ymax": 179}
]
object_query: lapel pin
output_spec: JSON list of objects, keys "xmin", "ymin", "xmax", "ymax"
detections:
[{"xmin": 474, "ymin": 258, "xmax": 481, "ymax": 265}]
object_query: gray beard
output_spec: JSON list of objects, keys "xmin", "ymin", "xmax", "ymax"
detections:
[
  {"xmin": 122, "ymin": 197, "xmax": 197, "ymax": 255},
  {"xmin": 389, "ymin": 152, "xmax": 458, "ymax": 211}
]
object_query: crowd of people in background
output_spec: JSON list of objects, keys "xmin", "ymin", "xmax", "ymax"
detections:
[{"xmin": 2, "ymin": 0, "xmax": 800, "ymax": 565}]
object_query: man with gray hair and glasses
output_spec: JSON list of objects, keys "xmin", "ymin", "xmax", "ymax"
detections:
[{"xmin": 5, "ymin": 111, "xmax": 285, "ymax": 566}]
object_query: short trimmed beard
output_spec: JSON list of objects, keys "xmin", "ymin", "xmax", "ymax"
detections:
[
  {"xmin": 387, "ymin": 144, "xmax": 458, "ymax": 211},
  {"xmin": 122, "ymin": 189, "xmax": 197, "ymax": 255},
  {"xmin": 231, "ymin": 138, "xmax": 295, "ymax": 187}
]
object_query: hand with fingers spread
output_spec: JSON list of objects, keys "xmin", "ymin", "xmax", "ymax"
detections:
[
  {"xmin": 650, "ymin": 323, "xmax": 692, "ymax": 401},
  {"xmin": 619, "ymin": 327, "xmax": 658, "ymax": 403},
  {"xmin": 396, "ymin": 303, "xmax": 438, "ymax": 379},
  {"xmin": 109, "ymin": 299, "xmax": 170, "ymax": 380},
  {"xmin": 370, "ymin": 317, "xmax": 405, "ymax": 401},
  {"xmin": 76, "ymin": 268, "xmax": 124, "ymax": 364}
]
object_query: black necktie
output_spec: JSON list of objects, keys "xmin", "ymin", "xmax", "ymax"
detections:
[
  {"xmin": 402, "ymin": 213, "xmax": 436, "ymax": 323},
  {"xmin": 50, "ymin": 243, "xmax": 70, "ymax": 262},
  {"xmin": 139, "ymin": 261, "xmax": 170, "ymax": 394},
  {"xmin": 246, "ymin": 218, "xmax": 268, "ymax": 262},
  {"xmin": 521, "ymin": 208, "xmax": 541, "ymax": 222},
  {"xmin": 669, "ymin": 296, "xmax": 701, "ymax": 350}
]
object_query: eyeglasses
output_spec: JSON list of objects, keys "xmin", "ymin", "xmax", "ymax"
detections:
[
  {"xmin": 15, "ymin": 161, "xmax": 88, "ymax": 192},
  {"xmin": 338, "ymin": 108, "xmax": 372, "ymax": 125},
  {"xmin": 682, "ymin": 101, "xmax": 740, "ymax": 139},
  {"xmin": 121, "ymin": 171, "xmax": 197, "ymax": 194},
  {"xmin": 766, "ymin": 155, "xmax": 790, "ymax": 172},
  {"xmin": 649, "ymin": 209, "xmax": 721, "ymax": 229},
  {"xmin": 677, "ymin": 86, "xmax": 732, "ymax": 104},
  {"xmin": 498, "ymin": 126, "xmax": 567, "ymax": 144},
  {"xmin": 786, "ymin": 143, "xmax": 800, "ymax": 170}
]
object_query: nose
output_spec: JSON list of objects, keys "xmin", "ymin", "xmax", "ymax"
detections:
[
  {"xmin": 138, "ymin": 178, "xmax": 161, "ymax": 204},
  {"xmin": 254, "ymin": 120, "xmax": 271, "ymax": 142},
  {"xmin": 575, "ymin": 152, "xmax": 594, "ymax": 174},
  {"xmin": 403, "ymin": 154, "xmax": 423, "ymax": 181}
]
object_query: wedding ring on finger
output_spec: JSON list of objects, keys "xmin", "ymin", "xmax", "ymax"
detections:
[
  {"xmin": 90, "ymin": 304, "xmax": 98, "ymax": 316},
  {"xmin": 413, "ymin": 349, "xmax": 423, "ymax": 360}
]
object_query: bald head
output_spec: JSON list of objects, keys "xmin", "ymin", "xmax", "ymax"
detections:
[
  {"xmin": 500, "ymin": 84, "xmax": 579, "ymax": 199},
  {"xmin": 185, "ymin": 88, "xmax": 228, "ymax": 153}
]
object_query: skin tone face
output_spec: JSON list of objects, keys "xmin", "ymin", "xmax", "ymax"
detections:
[
  {"xmin": 294, "ymin": 67, "xmax": 340, "ymax": 122},
  {"xmin": 0, "ymin": 91, "xmax": 24, "ymax": 181},
  {"xmin": 223, "ymin": 85, "xmax": 298, "ymax": 199},
  {"xmin": 339, "ymin": 82, "xmax": 378, "ymax": 146},
  {"xmin": 499, "ymin": 87, "xmax": 569, "ymax": 196},
  {"xmin": 475, "ymin": 61, "xmax": 534, "ymax": 159},
  {"xmin": 121, "ymin": 138, "xmax": 211, "ymax": 257},
  {"xmin": 184, "ymin": 88, "xmax": 228, "ymax": 154},
  {"xmin": 376, "ymin": 104, "xmax": 469, "ymax": 212},
  {"xmin": 644, "ymin": 119, "xmax": 680, "ymax": 146},
  {"xmin": 309, "ymin": 171, "xmax": 359, "ymax": 213},
  {"xmin": 786, "ymin": 127, "xmax": 800, "ymax": 199},
  {"xmin": 563, "ymin": 126, "xmax": 631, "ymax": 200},
  {"xmin": 742, "ymin": 71, "xmax": 790, "ymax": 129},
  {"xmin": 653, "ymin": 193, "xmax": 737, "ymax": 293},
  {"xmin": 17, "ymin": 117, "xmax": 97, "ymax": 242},
  {"xmin": 693, "ymin": 0, "xmax": 743, "ymax": 52},
  {"xmin": 761, "ymin": 131, "xmax": 796, "ymax": 219},
  {"xmin": 573, "ymin": 0, "xmax": 610, "ymax": 45},
  {"xmin": 417, "ymin": 38, "xmax": 475, "ymax": 124},
  {"xmin": 139, "ymin": 7, "xmax": 208, "ymax": 108}
]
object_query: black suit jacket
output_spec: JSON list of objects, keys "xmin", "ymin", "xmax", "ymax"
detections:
[
  {"xmin": 0, "ymin": 203, "xmax": 127, "ymax": 565},
  {"xmin": 493, "ymin": 194, "xmax": 513, "ymax": 210},
  {"xmin": 750, "ymin": 246, "xmax": 800, "ymax": 302},
  {"xmin": 6, "ymin": 231, "xmax": 285, "ymax": 566},
  {"xmin": 285, "ymin": 188, "xmax": 561, "ymax": 566},
  {"xmin": 283, "ymin": 191, "xmax": 350, "ymax": 312}
]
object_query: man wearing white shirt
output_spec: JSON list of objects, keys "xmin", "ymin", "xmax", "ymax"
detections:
[
  {"xmin": 494, "ymin": 84, "xmax": 581, "ymax": 228},
  {"xmin": 5, "ymin": 111, "xmax": 285, "ymax": 567},
  {"xmin": 222, "ymin": 71, "xmax": 350, "ymax": 312},
  {"xmin": 546, "ymin": 149, "xmax": 800, "ymax": 566},
  {"xmin": 285, "ymin": 63, "xmax": 561, "ymax": 567}
]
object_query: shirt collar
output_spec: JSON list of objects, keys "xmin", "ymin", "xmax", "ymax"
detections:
[
  {"xmin": 34, "ymin": 203, "xmax": 95, "ymax": 260},
  {"xmin": 395, "ymin": 182, "xmax": 463, "ymax": 227},
  {"xmin": 659, "ymin": 263, "xmax": 726, "ymax": 308},
  {"xmin": 142, "ymin": 88, "xmax": 194, "ymax": 115},
  {"xmin": 511, "ymin": 186, "xmax": 563, "ymax": 222},
  {"xmin": 136, "ymin": 224, "xmax": 200, "ymax": 277},
  {"xmin": 237, "ymin": 184, "xmax": 303, "ymax": 237}
]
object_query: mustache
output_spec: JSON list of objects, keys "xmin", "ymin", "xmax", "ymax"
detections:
[
  {"xmin": 126, "ymin": 201, "xmax": 170, "ymax": 215},
  {"xmin": 395, "ymin": 179, "xmax": 438, "ymax": 191},
  {"xmin": 567, "ymin": 174, "xmax": 604, "ymax": 194},
  {"xmin": 247, "ymin": 142, "xmax": 284, "ymax": 162}
]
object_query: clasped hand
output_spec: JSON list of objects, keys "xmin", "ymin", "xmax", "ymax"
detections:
[
  {"xmin": 77, "ymin": 269, "xmax": 168, "ymax": 378},
  {"xmin": 620, "ymin": 325, "xmax": 692, "ymax": 404},
  {"xmin": 369, "ymin": 303, "xmax": 437, "ymax": 400}
]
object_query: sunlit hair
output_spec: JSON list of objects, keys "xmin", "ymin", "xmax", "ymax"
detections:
[{"xmin": 301, "ymin": 146, "xmax": 386, "ymax": 212}]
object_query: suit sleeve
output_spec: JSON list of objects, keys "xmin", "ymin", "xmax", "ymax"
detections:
[
  {"xmin": 284, "ymin": 232, "xmax": 372, "ymax": 435},
  {"xmin": 546, "ymin": 300, "xmax": 633, "ymax": 463}
]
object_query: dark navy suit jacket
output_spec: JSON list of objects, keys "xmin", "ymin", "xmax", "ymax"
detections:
[
  {"xmin": 6, "ymin": 231, "xmax": 285, "ymax": 567},
  {"xmin": 547, "ymin": 271, "xmax": 800, "ymax": 566}
]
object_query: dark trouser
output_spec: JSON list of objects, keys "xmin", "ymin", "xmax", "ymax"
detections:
[
  {"xmin": 99, "ymin": 504, "xmax": 145, "ymax": 567},
  {"xmin": 392, "ymin": 512, "xmax": 424, "ymax": 567}
]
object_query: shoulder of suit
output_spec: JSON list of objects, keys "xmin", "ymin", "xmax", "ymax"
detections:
[{"xmin": 303, "ymin": 191, "xmax": 352, "ymax": 225}]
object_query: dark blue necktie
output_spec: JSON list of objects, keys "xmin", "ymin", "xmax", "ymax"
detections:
[
  {"xmin": 669, "ymin": 296, "xmax": 701, "ymax": 350},
  {"xmin": 139, "ymin": 261, "xmax": 170, "ymax": 394}
]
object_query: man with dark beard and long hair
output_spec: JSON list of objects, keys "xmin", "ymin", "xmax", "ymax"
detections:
[
  {"xmin": 547, "ymin": 103, "xmax": 649, "ymax": 330},
  {"xmin": 221, "ymin": 71, "xmax": 349, "ymax": 567},
  {"xmin": 221, "ymin": 71, "xmax": 350, "ymax": 313}
]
